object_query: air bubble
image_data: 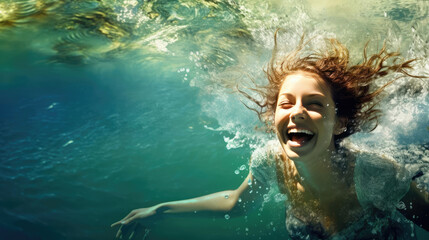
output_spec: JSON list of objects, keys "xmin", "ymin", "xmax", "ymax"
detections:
[
  {"xmin": 239, "ymin": 165, "xmax": 246, "ymax": 171},
  {"xmin": 224, "ymin": 214, "xmax": 230, "ymax": 220},
  {"xmin": 47, "ymin": 102, "xmax": 57, "ymax": 109},
  {"xmin": 238, "ymin": 198, "xmax": 242, "ymax": 202},
  {"xmin": 263, "ymin": 194, "xmax": 269, "ymax": 201},
  {"xmin": 397, "ymin": 201, "xmax": 406, "ymax": 210},
  {"xmin": 224, "ymin": 194, "xmax": 229, "ymax": 199},
  {"xmin": 234, "ymin": 170, "xmax": 240, "ymax": 174},
  {"xmin": 63, "ymin": 140, "xmax": 74, "ymax": 147}
]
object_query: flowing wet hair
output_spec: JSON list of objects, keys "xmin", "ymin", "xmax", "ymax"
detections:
[{"xmin": 240, "ymin": 30, "xmax": 421, "ymax": 142}]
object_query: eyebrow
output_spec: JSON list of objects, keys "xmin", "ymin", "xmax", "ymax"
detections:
[{"xmin": 279, "ymin": 93, "xmax": 326, "ymax": 98}]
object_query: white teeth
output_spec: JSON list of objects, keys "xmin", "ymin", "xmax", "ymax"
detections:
[{"xmin": 287, "ymin": 129, "xmax": 314, "ymax": 135}]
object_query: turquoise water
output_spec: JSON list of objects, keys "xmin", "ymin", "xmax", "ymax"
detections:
[{"xmin": 1, "ymin": 0, "xmax": 428, "ymax": 239}]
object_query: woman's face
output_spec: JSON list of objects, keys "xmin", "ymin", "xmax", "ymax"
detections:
[{"xmin": 274, "ymin": 71, "xmax": 343, "ymax": 162}]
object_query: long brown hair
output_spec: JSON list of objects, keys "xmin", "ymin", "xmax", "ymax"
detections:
[{"xmin": 241, "ymin": 30, "xmax": 422, "ymax": 142}]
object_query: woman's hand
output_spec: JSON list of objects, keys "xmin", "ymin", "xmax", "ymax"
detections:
[
  {"xmin": 111, "ymin": 207, "xmax": 157, "ymax": 239},
  {"xmin": 112, "ymin": 207, "xmax": 157, "ymax": 226},
  {"xmin": 110, "ymin": 172, "xmax": 257, "ymax": 238}
]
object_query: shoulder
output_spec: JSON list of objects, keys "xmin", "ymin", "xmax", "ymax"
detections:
[
  {"xmin": 348, "ymin": 142, "xmax": 412, "ymax": 211},
  {"xmin": 342, "ymin": 140, "xmax": 404, "ymax": 173},
  {"xmin": 351, "ymin": 144, "xmax": 409, "ymax": 181},
  {"xmin": 250, "ymin": 139, "xmax": 281, "ymax": 167},
  {"xmin": 250, "ymin": 140, "xmax": 281, "ymax": 186}
]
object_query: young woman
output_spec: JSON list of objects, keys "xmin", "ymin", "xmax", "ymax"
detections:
[{"xmin": 111, "ymin": 33, "xmax": 429, "ymax": 239}]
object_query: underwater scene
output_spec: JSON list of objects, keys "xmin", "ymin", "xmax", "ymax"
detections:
[{"xmin": 1, "ymin": 0, "xmax": 428, "ymax": 239}]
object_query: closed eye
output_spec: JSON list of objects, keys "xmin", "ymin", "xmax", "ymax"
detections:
[
  {"xmin": 278, "ymin": 101, "xmax": 293, "ymax": 109},
  {"xmin": 307, "ymin": 102, "xmax": 323, "ymax": 110}
]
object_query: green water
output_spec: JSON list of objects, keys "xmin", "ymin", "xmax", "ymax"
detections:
[{"xmin": 1, "ymin": 0, "xmax": 428, "ymax": 239}]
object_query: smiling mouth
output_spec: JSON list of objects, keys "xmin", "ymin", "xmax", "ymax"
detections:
[{"xmin": 286, "ymin": 129, "xmax": 315, "ymax": 146}]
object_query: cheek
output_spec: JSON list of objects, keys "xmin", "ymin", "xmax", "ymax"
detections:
[
  {"xmin": 322, "ymin": 120, "xmax": 336, "ymax": 134},
  {"xmin": 316, "ymin": 112, "xmax": 337, "ymax": 134},
  {"xmin": 274, "ymin": 109, "xmax": 290, "ymax": 128}
]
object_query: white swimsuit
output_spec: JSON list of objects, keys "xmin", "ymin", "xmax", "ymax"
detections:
[{"xmin": 250, "ymin": 141, "xmax": 418, "ymax": 240}]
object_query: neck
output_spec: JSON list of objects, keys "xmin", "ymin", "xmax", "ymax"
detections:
[{"xmin": 290, "ymin": 144, "xmax": 345, "ymax": 199}]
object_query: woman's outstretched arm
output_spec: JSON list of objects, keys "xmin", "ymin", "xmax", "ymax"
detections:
[{"xmin": 111, "ymin": 172, "xmax": 264, "ymax": 238}]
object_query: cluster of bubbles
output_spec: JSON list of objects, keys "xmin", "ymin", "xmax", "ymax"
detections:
[
  {"xmin": 177, "ymin": 67, "xmax": 190, "ymax": 81},
  {"xmin": 234, "ymin": 164, "xmax": 247, "ymax": 175}
]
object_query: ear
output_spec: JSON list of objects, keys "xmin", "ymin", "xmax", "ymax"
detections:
[{"xmin": 334, "ymin": 117, "xmax": 348, "ymax": 135}]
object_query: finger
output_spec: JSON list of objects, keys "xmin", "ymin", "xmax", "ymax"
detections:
[
  {"xmin": 117, "ymin": 222, "xmax": 135, "ymax": 240},
  {"xmin": 121, "ymin": 218, "xmax": 133, "ymax": 225},
  {"xmin": 111, "ymin": 221, "xmax": 122, "ymax": 227},
  {"xmin": 113, "ymin": 209, "xmax": 139, "ymax": 227},
  {"xmin": 115, "ymin": 225, "xmax": 123, "ymax": 239},
  {"xmin": 124, "ymin": 210, "xmax": 137, "ymax": 219},
  {"xmin": 127, "ymin": 222, "xmax": 138, "ymax": 240},
  {"xmin": 123, "ymin": 211, "xmax": 138, "ymax": 222},
  {"xmin": 128, "ymin": 230, "xmax": 135, "ymax": 240},
  {"xmin": 111, "ymin": 218, "xmax": 130, "ymax": 227},
  {"xmin": 112, "ymin": 212, "xmax": 138, "ymax": 227}
]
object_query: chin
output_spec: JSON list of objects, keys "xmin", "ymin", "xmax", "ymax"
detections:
[
  {"xmin": 283, "ymin": 146, "xmax": 304, "ymax": 161},
  {"xmin": 282, "ymin": 139, "xmax": 317, "ymax": 161}
]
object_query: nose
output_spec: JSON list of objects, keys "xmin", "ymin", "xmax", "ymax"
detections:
[{"xmin": 290, "ymin": 105, "xmax": 306, "ymax": 121}]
